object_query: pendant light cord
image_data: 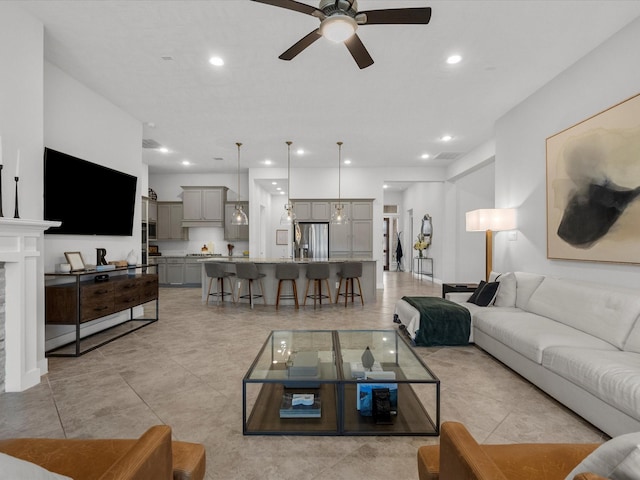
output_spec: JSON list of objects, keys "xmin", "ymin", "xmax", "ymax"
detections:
[
  {"xmin": 236, "ymin": 142, "xmax": 242, "ymax": 203},
  {"xmin": 286, "ymin": 141, "xmax": 292, "ymax": 206},
  {"xmin": 337, "ymin": 141, "xmax": 343, "ymax": 206}
]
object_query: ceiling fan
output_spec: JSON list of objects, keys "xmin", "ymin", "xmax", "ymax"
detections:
[{"xmin": 252, "ymin": 0, "xmax": 432, "ymax": 69}]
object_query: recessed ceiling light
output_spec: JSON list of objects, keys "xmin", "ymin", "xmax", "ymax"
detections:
[
  {"xmin": 446, "ymin": 54, "xmax": 462, "ymax": 65},
  {"xmin": 182, "ymin": 160, "xmax": 191, "ymax": 166},
  {"xmin": 383, "ymin": 184, "xmax": 389, "ymax": 189},
  {"xmin": 421, "ymin": 153, "xmax": 430, "ymax": 159},
  {"xmin": 296, "ymin": 149, "xmax": 304, "ymax": 155},
  {"xmin": 344, "ymin": 159, "xmax": 351, "ymax": 165},
  {"xmin": 159, "ymin": 147, "xmax": 169, "ymax": 153},
  {"xmin": 209, "ymin": 56, "xmax": 224, "ymax": 66},
  {"xmin": 272, "ymin": 181, "xmax": 278, "ymax": 185},
  {"xmin": 441, "ymin": 135, "xmax": 453, "ymax": 142},
  {"xmin": 276, "ymin": 187, "xmax": 282, "ymax": 191},
  {"xmin": 264, "ymin": 160, "xmax": 272, "ymax": 165},
  {"xmin": 279, "ymin": 191, "xmax": 286, "ymax": 195}
]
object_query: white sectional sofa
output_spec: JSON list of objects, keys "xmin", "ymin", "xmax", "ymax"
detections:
[{"xmin": 446, "ymin": 272, "xmax": 640, "ymax": 438}]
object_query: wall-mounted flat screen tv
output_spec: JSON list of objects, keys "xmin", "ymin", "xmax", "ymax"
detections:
[{"xmin": 44, "ymin": 147, "xmax": 138, "ymax": 236}]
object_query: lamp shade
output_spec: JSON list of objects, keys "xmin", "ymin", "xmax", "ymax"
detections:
[{"xmin": 466, "ymin": 209, "xmax": 516, "ymax": 232}]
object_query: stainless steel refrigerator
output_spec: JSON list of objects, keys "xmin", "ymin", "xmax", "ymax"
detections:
[{"xmin": 296, "ymin": 222, "xmax": 329, "ymax": 259}]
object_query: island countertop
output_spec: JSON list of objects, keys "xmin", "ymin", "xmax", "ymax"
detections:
[
  {"xmin": 198, "ymin": 258, "xmax": 376, "ymax": 305},
  {"xmin": 196, "ymin": 257, "xmax": 375, "ymax": 264}
]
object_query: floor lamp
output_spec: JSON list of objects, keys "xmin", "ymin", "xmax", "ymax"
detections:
[{"xmin": 465, "ymin": 209, "xmax": 517, "ymax": 281}]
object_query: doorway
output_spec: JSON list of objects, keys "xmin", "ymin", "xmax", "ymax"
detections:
[{"xmin": 383, "ymin": 218, "xmax": 390, "ymax": 270}]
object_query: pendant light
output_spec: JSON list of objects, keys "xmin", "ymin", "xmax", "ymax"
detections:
[
  {"xmin": 231, "ymin": 142, "xmax": 248, "ymax": 226},
  {"xmin": 280, "ymin": 141, "xmax": 297, "ymax": 225},
  {"xmin": 330, "ymin": 141, "xmax": 349, "ymax": 225}
]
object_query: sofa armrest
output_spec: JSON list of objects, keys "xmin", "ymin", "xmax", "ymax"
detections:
[
  {"xmin": 438, "ymin": 422, "xmax": 509, "ymax": 480},
  {"xmin": 98, "ymin": 425, "xmax": 173, "ymax": 480},
  {"xmin": 445, "ymin": 292, "xmax": 472, "ymax": 302}
]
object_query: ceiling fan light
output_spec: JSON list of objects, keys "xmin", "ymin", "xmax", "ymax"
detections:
[{"xmin": 320, "ymin": 15, "xmax": 357, "ymax": 43}]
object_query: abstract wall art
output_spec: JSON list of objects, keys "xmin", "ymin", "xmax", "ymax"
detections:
[{"xmin": 547, "ymin": 93, "xmax": 640, "ymax": 264}]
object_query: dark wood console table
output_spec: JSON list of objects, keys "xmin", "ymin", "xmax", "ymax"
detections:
[{"xmin": 45, "ymin": 265, "xmax": 158, "ymax": 357}]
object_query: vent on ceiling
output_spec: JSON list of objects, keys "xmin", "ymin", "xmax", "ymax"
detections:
[
  {"xmin": 384, "ymin": 205, "xmax": 398, "ymax": 214},
  {"xmin": 142, "ymin": 138, "xmax": 162, "ymax": 149},
  {"xmin": 433, "ymin": 152, "xmax": 463, "ymax": 161}
]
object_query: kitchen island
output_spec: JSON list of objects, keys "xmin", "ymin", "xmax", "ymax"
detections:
[{"xmin": 198, "ymin": 258, "xmax": 376, "ymax": 306}]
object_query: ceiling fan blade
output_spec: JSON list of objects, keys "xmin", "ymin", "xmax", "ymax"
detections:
[
  {"xmin": 344, "ymin": 34, "xmax": 374, "ymax": 69},
  {"xmin": 279, "ymin": 29, "xmax": 322, "ymax": 61},
  {"xmin": 359, "ymin": 7, "xmax": 432, "ymax": 25},
  {"xmin": 251, "ymin": 0, "xmax": 322, "ymax": 17}
]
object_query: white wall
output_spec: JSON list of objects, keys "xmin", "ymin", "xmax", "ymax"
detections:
[
  {"xmin": 43, "ymin": 62, "xmax": 143, "ymax": 272},
  {"xmin": 495, "ymin": 16, "xmax": 640, "ymax": 287},
  {"xmin": 0, "ymin": 4, "xmax": 43, "ymax": 220}
]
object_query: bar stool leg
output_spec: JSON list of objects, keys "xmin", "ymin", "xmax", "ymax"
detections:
[
  {"xmin": 206, "ymin": 277, "xmax": 214, "ymax": 305},
  {"xmin": 276, "ymin": 279, "xmax": 283, "ymax": 309},
  {"xmin": 323, "ymin": 278, "xmax": 332, "ymax": 304},
  {"xmin": 303, "ymin": 279, "xmax": 310, "ymax": 306},
  {"xmin": 259, "ymin": 279, "xmax": 266, "ymax": 306},
  {"xmin": 335, "ymin": 278, "xmax": 343, "ymax": 303},
  {"xmin": 356, "ymin": 277, "xmax": 364, "ymax": 305},
  {"xmin": 292, "ymin": 280, "xmax": 299, "ymax": 309},
  {"xmin": 227, "ymin": 277, "xmax": 236, "ymax": 303}
]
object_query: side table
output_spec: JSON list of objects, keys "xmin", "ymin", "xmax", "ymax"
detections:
[
  {"xmin": 413, "ymin": 256, "xmax": 433, "ymax": 282},
  {"xmin": 442, "ymin": 283, "xmax": 478, "ymax": 299}
]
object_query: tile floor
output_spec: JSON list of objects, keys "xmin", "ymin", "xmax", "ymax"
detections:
[{"xmin": 0, "ymin": 271, "xmax": 607, "ymax": 480}]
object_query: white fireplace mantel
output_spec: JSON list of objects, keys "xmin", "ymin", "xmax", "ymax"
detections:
[{"xmin": 0, "ymin": 217, "xmax": 60, "ymax": 392}]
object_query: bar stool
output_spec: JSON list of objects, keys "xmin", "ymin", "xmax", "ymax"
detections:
[
  {"xmin": 303, "ymin": 262, "xmax": 332, "ymax": 309},
  {"xmin": 275, "ymin": 263, "xmax": 300, "ymax": 309},
  {"xmin": 335, "ymin": 262, "xmax": 364, "ymax": 306},
  {"xmin": 235, "ymin": 262, "xmax": 266, "ymax": 309},
  {"xmin": 204, "ymin": 262, "xmax": 235, "ymax": 305}
]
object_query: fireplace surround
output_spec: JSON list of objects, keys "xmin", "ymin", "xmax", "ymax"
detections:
[{"xmin": 0, "ymin": 218, "xmax": 59, "ymax": 392}]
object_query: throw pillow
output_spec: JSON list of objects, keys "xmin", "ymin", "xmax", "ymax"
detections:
[
  {"xmin": 0, "ymin": 453, "xmax": 73, "ymax": 480},
  {"xmin": 564, "ymin": 432, "xmax": 640, "ymax": 480},
  {"xmin": 474, "ymin": 281, "xmax": 499, "ymax": 306},
  {"xmin": 467, "ymin": 280, "xmax": 486, "ymax": 304},
  {"xmin": 494, "ymin": 271, "xmax": 517, "ymax": 307},
  {"xmin": 468, "ymin": 281, "xmax": 500, "ymax": 307}
]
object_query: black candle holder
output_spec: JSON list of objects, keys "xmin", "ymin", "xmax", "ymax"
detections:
[{"xmin": 14, "ymin": 176, "xmax": 19, "ymax": 219}]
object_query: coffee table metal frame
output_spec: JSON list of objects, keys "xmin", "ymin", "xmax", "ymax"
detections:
[{"xmin": 242, "ymin": 329, "xmax": 440, "ymax": 436}]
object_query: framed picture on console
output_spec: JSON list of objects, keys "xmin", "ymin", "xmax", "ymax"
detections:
[
  {"xmin": 546, "ymin": 92, "xmax": 640, "ymax": 264},
  {"xmin": 64, "ymin": 251, "xmax": 85, "ymax": 271}
]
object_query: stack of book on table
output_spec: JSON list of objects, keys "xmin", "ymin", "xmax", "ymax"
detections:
[{"xmin": 279, "ymin": 393, "xmax": 321, "ymax": 418}]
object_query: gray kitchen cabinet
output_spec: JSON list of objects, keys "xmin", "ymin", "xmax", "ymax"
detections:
[
  {"xmin": 328, "ymin": 200, "xmax": 373, "ymax": 258},
  {"xmin": 149, "ymin": 257, "xmax": 166, "ymax": 284},
  {"xmin": 181, "ymin": 186, "xmax": 228, "ymax": 227},
  {"xmin": 292, "ymin": 201, "xmax": 331, "ymax": 221},
  {"xmin": 148, "ymin": 199, "xmax": 158, "ymax": 222},
  {"xmin": 157, "ymin": 202, "xmax": 188, "ymax": 240},
  {"xmin": 224, "ymin": 202, "xmax": 249, "ymax": 241},
  {"xmin": 166, "ymin": 258, "xmax": 185, "ymax": 285},
  {"xmin": 185, "ymin": 258, "xmax": 203, "ymax": 285}
]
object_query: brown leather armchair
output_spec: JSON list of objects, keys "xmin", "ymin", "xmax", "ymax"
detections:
[
  {"xmin": 0, "ymin": 425, "xmax": 205, "ymax": 480},
  {"xmin": 417, "ymin": 421, "xmax": 603, "ymax": 480}
]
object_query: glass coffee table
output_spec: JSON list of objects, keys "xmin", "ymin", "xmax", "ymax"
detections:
[{"xmin": 243, "ymin": 329, "xmax": 440, "ymax": 436}]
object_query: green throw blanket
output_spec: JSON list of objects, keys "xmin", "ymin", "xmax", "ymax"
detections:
[{"xmin": 402, "ymin": 296, "xmax": 471, "ymax": 347}]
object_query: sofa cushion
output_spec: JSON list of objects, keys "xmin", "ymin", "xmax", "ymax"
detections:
[
  {"xmin": 543, "ymin": 347, "xmax": 640, "ymax": 421},
  {"xmin": 564, "ymin": 431, "xmax": 640, "ymax": 480},
  {"xmin": 494, "ymin": 272, "xmax": 517, "ymax": 308},
  {"xmin": 623, "ymin": 319, "xmax": 640, "ymax": 354},
  {"xmin": 513, "ymin": 272, "xmax": 545, "ymax": 310},
  {"xmin": 526, "ymin": 277, "xmax": 640, "ymax": 349},
  {"xmin": 473, "ymin": 310, "xmax": 617, "ymax": 364},
  {"xmin": 0, "ymin": 453, "xmax": 72, "ymax": 480}
]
